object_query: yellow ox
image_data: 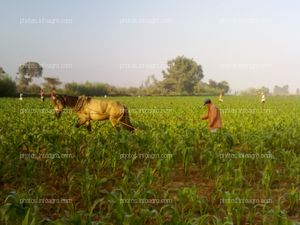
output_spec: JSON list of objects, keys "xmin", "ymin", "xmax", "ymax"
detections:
[{"xmin": 52, "ymin": 95, "xmax": 135, "ymax": 132}]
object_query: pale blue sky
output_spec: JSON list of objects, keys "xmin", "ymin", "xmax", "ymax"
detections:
[{"xmin": 1, "ymin": 0, "xmax": 299, "ymax": 92}]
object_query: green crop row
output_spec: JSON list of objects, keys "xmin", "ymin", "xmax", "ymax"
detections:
[{"xmin": 0, "ymin": 96, "xmax": 299, "ymax": 224}]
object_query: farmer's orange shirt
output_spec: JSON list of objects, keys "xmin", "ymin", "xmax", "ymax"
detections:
[{"xmin": 202, "ymin": 104, "xmax": 222, "ymax": 129}]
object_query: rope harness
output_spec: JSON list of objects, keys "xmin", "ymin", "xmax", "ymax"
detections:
[
  {"xmin": 118, "ymin": 120, "xmax": 137, "ymax": 131},
  {"xmin": 74, "ymin": 96, "xmax": 89, "ymax": 112}
]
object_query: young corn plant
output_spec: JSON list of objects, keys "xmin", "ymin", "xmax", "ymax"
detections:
[
  {"xmin": 261, "ymin": 161, "xmax": 273, "ymax": 197},
  {"xmin": 0, "ymin": 192, "xmax": 29, "ymax": 224},
  {"xmin": 286, "ymin": 186, "xmax": 300, "ymax": 214}
]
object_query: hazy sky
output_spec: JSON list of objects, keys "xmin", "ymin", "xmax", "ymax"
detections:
[{"xmin": 1, "ymin": 0, "xmax": 299, "ymax": 92}]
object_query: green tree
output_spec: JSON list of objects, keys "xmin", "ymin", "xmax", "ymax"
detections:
[
  {"xmin": 64, "ymin": 82, "xmax": 109, "ymax": 96},
  {"xmin": 273, "ymin": 85, "xmax": 289, "ymax": 95},
  {"xmin": 217, "ymin": 81, "xmax": 230, "ymax": 93},
  {"xmin": 161, "ymin": 78, "xmax": 177, "ymax": 94},
  {"xmin": 0, "ymin": 68, "xmax": 16, "ymax": 96},
  {"xmin": 162, "ymin": 56, "xmax": 204, "ymax": 94},
  {"xmin": 240, "ymin": 88, "xmax": 259, "ymax": 96},
  {"xmin": 43, "ymin": 77, "xmax": 62, "ymax": 90},
  {"xmin": 141, "ymin": 75, "xmax": 162, "ymax": 95},
  {"xmin": 208, "ymin": 79, "xmax": 230, "ymax": 94},
  {"xmin": 208, "ymin": 79, "xmax": 218, "ymax": 89},
  {"xmin": 17, "ymin": 62, "xmax": 43, "ymax": 91}
]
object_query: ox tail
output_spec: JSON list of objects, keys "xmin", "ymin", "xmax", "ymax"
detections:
[{"xmin": 120, "ymin": 106, "xmax": 135, "ymax": 132}]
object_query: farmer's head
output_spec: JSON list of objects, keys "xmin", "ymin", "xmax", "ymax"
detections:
[{"xmin": 203, "ymin": 99, "xmax": 212, "ymax": 107}]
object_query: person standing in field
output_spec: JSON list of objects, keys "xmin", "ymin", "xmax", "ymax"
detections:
[
  {"xmin": 40, "ymin": 88, "xmax": 45, "ymax": 102},
  {"xmin": 201, "ymin": 99, "xmax": 222, "ymax": 132},
  {"xmin": 50, "ymin": 88, "xmax": 56, "ymax": 100},
  {"xmin": 261, "ymin": 92, "xmax": 266, "ymax": 104},
  {"xmin": 218, "ymin": 92, "xmax": 224, "ymax": 103}
]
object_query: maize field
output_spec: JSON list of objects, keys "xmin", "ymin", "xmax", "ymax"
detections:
[{"xmin": 0, "ymin": 96, "xmax": 300, "ymax": 224}]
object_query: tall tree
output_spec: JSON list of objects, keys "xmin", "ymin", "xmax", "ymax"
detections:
[
  {"xmin": 43, "ymin": 77, "xmax": 62, "ymax": 89},
  {"xmin": 17, "ymin": 62, "xmax": 43, "ymax": 91},
  {"xmin": 208, "ymin": 80, "xmax": 230, "ymax": 93},
  {"xmin": 162, "ymin": 56, "xmax": 204, "ymax": 94},
  {"xmin": 217, "ymin": 81, "xmax": 230, "ymax": 93}
]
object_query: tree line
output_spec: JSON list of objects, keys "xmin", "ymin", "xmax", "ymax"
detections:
[
  {"xmin": 239, "ymin": 85, "xmax": 298, "ymax": 96},
  {"xmin": 0, "ymin": 56, "xmax": 231, "ymax": 97}
]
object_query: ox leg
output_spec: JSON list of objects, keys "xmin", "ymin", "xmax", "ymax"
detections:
[
  {"xmin": 110, "ymin": 117, "xmax": 120, "ymax": 133},
  {"xmin": 75, "ymin": 117, "xmax": 88, "ymax": 128},
  {"xmin": 76, "ymin": 113, "xmax": 91, "ymax": 129},
  {"xmin": 86, "ymin": 121, "xmax": 92, "ymax": 132},
  {"xmin": 76, "ymin": 120, "xmax": 85, "ymax": 128}
]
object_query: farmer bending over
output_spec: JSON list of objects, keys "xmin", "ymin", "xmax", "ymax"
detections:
[{"xmin": 201, "ymin": 99, "xmax": 222, "ymax": 132}]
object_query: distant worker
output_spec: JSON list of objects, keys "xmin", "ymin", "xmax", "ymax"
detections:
[
  {"xmin": 40, "ymin": 88, "xmax": 45, "ymax": 102},
  {"xmin": 218, "ymin": 92, "xmax": 224, "ymax": 103},
  {"xmin": 201, "ymin": 99, "xmax": 222, "ymax": 132},
  {"xmin": 261, "ymin": 92, "xmax": 266, "ymax": 104},
  {"xmin": 51, "ymin": 88, "xmax": 56, "ymax": 100},
  {"xmin": 19, "ymin": 92, "xmax": 23, "ymax": 100}
]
